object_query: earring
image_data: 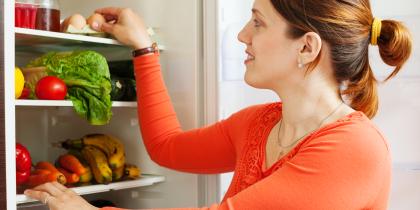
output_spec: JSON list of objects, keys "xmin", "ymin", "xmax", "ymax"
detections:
[
  {"xmin": 298, "ymin": 57, "xmax": 304, "ymax": 68},
  {"xmin": 298, "ymin": 62, "xmax": 304, "ymax": 68}
]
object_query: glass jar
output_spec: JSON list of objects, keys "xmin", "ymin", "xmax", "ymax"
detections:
[
  {"xmin": 34, "ymin": 0, "xmax": 61, "ymax": 32},
  {"xmin": 15, "ymin": 0, "xmax": 38, "ymax": 29}
]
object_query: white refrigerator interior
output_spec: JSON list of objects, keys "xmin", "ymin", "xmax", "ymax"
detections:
[
  {"xmin": 217, "ymin": 0, "xmax": 420, "ymax": 209},
  {"xmin": 9, "ymin": 0, "xmax": 215, "ymax": 209}
]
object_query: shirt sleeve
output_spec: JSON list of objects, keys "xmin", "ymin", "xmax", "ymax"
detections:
[
  {"xmin": 133, "ymin": 54, "xmax": 252, "ymax": 174},
  {"xmin": 101, "ymin": 119, "xmax": 390, "ymax": 210}
]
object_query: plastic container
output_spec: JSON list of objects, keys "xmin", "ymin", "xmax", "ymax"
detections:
[
  {"xmin": 15, "ymin": 0, "xmax": 38, "ymax": 29},
  {"xmin": 21, "ymin": 66, "xmax": 47, "ymax": 86},
  {"xmin": 34, "ymin": 0, "xmax": 60, "ymax": 32}
]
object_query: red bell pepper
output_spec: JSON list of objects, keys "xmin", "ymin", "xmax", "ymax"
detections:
[
  {"xmin": 16, "ymin": 143, "xmax": 32, "ymax": 185},
  {"xmin": 18, "ymin": 87, "xmax": 31, "ymax": 99}
]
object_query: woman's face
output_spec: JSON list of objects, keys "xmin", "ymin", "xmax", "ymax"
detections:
[{"xmin": 238, "ymin": 0, "xmax": 301, "ymax": 89}]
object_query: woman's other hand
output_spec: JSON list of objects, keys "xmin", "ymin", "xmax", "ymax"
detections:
[
  {"xmin": 93, "ymin": 7, "xmax": 153, "ymax": 49},
  {"xmin": 24, "ymin": 182, "xmax": 98, "ymax": 210}
]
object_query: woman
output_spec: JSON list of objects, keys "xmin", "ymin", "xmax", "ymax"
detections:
[{"xmin": 25, "ymin": 0, "xmax": 412, "ymax": 209}]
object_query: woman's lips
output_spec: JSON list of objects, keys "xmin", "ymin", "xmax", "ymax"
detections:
[{"xmin": 245, "ymin": 51, "xmax": 255, "ymax": 64}]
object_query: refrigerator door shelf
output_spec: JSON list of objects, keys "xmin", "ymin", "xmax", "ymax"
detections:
[{"xmin": 16, "ymin": 174, "xmax": 165, "ymax": 205}]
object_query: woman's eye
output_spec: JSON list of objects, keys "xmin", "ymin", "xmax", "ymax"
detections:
[{"xmin": 253, "ymin": 19, "xmax": 261, "ymax": 27}]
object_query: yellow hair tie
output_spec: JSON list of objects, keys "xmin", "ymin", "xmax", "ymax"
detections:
[{"xmin": 371, "ymin": 18, "xmax": 382, "ymax": 45}]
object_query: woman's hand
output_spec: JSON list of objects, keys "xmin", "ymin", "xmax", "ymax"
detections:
[
  {"xmin": 24, "ymin": 182, "xmax": 98, "ymax": 210},
  {"xmin": 92, "ymin": 7, "xmax": 153, "ymax": 50}
]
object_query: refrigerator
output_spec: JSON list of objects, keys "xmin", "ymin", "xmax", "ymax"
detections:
[
  {"xmin": 217, "ymin": 0, "xmax": 420, "ymax": 209},
  {"xmin": 1, "ymin": 0, "xmax": 419, "ymax": 210},
  {"xmin": 3, "ymin": 0, "xmax": 220, "ymax": 209}
]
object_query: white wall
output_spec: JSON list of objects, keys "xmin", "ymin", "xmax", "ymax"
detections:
[{"xmin": 369, "ymin": 1, "xmax": 420, "ymax": 209}]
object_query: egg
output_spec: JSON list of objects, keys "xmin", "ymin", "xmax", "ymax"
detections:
[
  {"xmin": 65, "ymin": 14, "xmax": 86, "ymax": 30},
  {"xmin": 87, "ymin": 13, "xmax": 106, "ymax": 30}
]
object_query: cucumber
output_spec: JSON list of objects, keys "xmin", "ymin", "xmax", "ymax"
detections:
[
  {"xmin": 110, "ymin": 76, "xmax": 126, "ymax": 101},
  {"xmin": 122, "ymin": 79, "xmax": 137, "ymax": 101}
]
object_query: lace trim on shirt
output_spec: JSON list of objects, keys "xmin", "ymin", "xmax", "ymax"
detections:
[{"xmin": 234, "ymin": 103, "xmax": 281, "ymax": 192}]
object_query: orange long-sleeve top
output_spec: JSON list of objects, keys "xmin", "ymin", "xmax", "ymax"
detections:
[{"xmin": 102, "ymin": 54, "xmax": 391, "ymax": 210}]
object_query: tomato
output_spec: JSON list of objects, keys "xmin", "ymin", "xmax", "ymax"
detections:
[{"xmin": 35, "ymin": 76, "xmax": 67, "ymax": 100}]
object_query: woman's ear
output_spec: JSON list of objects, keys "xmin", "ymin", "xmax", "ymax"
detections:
[{"xmin": 298, "ymin": 32, "xmax": 322, "ymax": 64}]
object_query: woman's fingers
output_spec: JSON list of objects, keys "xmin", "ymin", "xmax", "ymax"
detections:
[
  {"xmin": 98, "ymin": 22, "xmax": 115, "ymax": 33},
  {"xmin": 32, "ymin": 182, "xmax": 63, "ymax": 197},
  {"xmin": 95, "ymin": 7, "xmax": 123, "ymax": 16},
  {"xmin": 25, "ymin": 190, "xmax": 59, "ymax": 207},
  {"xmin": 103, "ymin": 14, "xmax": 118, "ymax": 22},
  {"xmin": 24, "ymin": 190, "xmax": 52, "ymax": 203},
  {"xmin": 51, "ymin": 181, "xmax": 67, "ymax": 191},
  {"xmin": 24, "ymin": 185, "xmax": 96, "ymax": 210}
]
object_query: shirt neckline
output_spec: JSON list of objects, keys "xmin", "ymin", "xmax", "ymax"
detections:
[{"xmin": 261, "ymin": 102, "xmax": 365, "ymax": 174}]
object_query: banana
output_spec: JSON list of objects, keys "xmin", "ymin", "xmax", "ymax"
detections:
[
  {"xmin": 81, "ymin": 146, "xmax": 112, "ymax": 184},
  {"xmin": 124, "ymin": 164, "xmax": 141, "ymax": 179},
  {"xmin": 62, "ymin": 134, "xmax": 126, "ymax": 169},
  {"xmin": 112, "ymin": 165, "xmax": 124, "ymax": 181}
]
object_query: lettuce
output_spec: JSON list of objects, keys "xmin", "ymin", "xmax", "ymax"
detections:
[{"xmin": 28, "ymin": 51, "xmax": 112, "ymax": 125}]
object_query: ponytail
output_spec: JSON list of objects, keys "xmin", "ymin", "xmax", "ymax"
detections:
[
  {"xmin": 378, "ymin": 20, "xmax": 412, "ymax": 81},
  {"xmin": 342, "ymin": 64, "xmax": 378, "ymax": 118},
  {"xmin": 344, "ymin": 19, "xmax": 412, "ymax": 119}
]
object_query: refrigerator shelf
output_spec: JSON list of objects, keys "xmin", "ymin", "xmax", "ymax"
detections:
[
  {"xmin": 15, "ymin": 99, "xmax": 137, "ymax": 108},
  {"xmin": 15, "ymin": 27, "xmax": 165, "ymax": 60},
  {"xmin": 16, "ymin": 174, "xmax": 165, "ymax": 204},
  {"xmin": 16, "ymin": 27, "xmax": 123, "ymax": 46}
]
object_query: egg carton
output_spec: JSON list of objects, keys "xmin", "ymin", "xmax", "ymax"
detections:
[{"xmin": 64, "ymin": 25, "xmax": 156, "ymax": 40}]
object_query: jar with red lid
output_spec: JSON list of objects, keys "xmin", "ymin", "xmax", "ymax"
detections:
[
  {"xmin": 15, "ymin": 0, "xmax": 38, "ymax": 29},
  {"xmin": 34, "ymin": 0, "xmax": 61, "ymax": 32}
]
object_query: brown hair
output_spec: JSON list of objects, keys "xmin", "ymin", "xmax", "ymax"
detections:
[{"xmin": 271, "ymin": 0, "xmax": 412, "ymax": 118}]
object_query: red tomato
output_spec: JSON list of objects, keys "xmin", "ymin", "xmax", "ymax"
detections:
[{"xmin": 35, "ymin": 76, "xmax": 67, "ymax": 100}]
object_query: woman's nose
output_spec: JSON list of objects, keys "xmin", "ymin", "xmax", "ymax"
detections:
[{"xmin": 238, "ymin": 23, "xmax": 251, "ymax": 45}]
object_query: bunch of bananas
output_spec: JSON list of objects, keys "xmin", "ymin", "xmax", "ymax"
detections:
[{"xmin": 61, "ymin": 134, "xmax": 140, "ymax": 184}]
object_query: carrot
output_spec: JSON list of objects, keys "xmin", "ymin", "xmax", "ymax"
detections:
[
  {"xmin": 35, "ymin": 161, "xmax": 67, "ymax": 185},
  {"xmin": 28, "ymin": 172, "xmax": 66, "ymax": 188},
  {"xmin": 57, "ymin": 168, "xmax": 80, "ymax": 184},
  {"xmin": 28, "ymin": 174, "xmax": 55, "ymax": 188},
  {"xmin": 35, "ymin": 161, "xmax": 59, "ymax": 173},
  {"xmin": 58, "ymin": 154, "xmax": 86, "ymax": 175},
  {"xmin": 32, "ymin": 169, "xmax": 51, "ymax": 176}
]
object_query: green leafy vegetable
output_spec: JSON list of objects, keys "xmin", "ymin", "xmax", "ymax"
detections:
[{"xmin": 28, "ymin": 51, "xmax": 112, "ymax": 125}]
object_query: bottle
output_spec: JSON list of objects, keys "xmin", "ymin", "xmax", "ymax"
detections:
[
  {"xmin": 34, "ymin": 0, "xmax": 60, "ymax": 32},
  {"xmin": 15, "ymin": 0, "xmax": 38, "ymax": 29}
]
